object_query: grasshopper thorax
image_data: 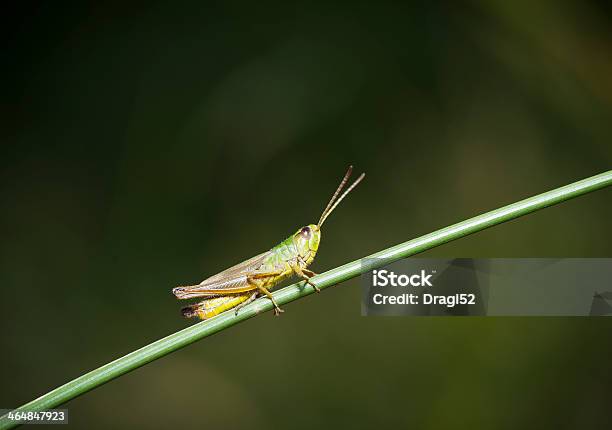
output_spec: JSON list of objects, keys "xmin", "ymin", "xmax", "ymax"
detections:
[{"xmin": 293, "ymin": 224, "xmax": 320, "ymax": 266}]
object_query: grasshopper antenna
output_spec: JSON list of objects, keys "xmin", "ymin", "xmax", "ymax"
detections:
[{"xmin": 318, "ymin": 166, "xmax": 365, "ymax": 228}]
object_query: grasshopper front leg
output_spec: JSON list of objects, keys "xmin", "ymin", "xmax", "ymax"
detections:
[{"xmin": 293, "ymin": 263, "xmax": 321, "ymax": 293}]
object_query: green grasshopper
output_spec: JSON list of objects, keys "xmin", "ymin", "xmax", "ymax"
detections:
[{"xmin": 173, "ymin": 166, "xmax": 365, "ymax": 319}]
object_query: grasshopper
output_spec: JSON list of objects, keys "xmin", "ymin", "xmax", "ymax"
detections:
[{"xmin": 173, "ymin": 166, "xmax": 365, "ymax": 320}]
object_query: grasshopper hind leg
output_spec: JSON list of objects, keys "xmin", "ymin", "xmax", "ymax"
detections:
[
  {"xmin": 234, "ymin": 292, "xmax": 259, "ymax": 316},
  {"xmin": 245, "ymin": 271, "xmax": 286, "ymax": 316},
  {"xmin": 256, "ymin": 285, "xmax": 285, "ymax": 316}
]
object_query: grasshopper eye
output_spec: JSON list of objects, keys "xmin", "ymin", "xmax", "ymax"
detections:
[{"xmin": 300, "ymin": 226, "xmax": 311, "ymax": 239}]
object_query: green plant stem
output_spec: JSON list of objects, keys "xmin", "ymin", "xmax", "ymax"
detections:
[{"xmin": 2, "ymin": 170, "xmax": 611, "ymax": 429}]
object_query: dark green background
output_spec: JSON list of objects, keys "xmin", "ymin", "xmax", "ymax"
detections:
[{"xmin": 2, "ymin": 2, "xmax": 611, "ymax": 429}]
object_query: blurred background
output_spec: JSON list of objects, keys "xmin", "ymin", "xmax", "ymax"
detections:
[{"xmin": 2, "ymin": 1, "xmax": 612, "ymax": 428}]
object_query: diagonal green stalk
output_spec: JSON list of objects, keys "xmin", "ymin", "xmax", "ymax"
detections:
[{"xmin": 1, "ymin": 170, "xmax": 611, "ymax": 429}]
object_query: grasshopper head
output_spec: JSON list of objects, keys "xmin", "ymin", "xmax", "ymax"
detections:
[{"xmin": 293, "ymin": 224, "xmax": 321, "ymax": 265}]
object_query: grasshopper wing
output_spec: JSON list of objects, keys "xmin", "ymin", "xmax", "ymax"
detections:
[
  {"xmin": 173, "ymin": 251, "xmax": 271, "ymax": 299},
  {"xmin": 201, "ymin": 252, "xmax": 271, "ymax": 285}
]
